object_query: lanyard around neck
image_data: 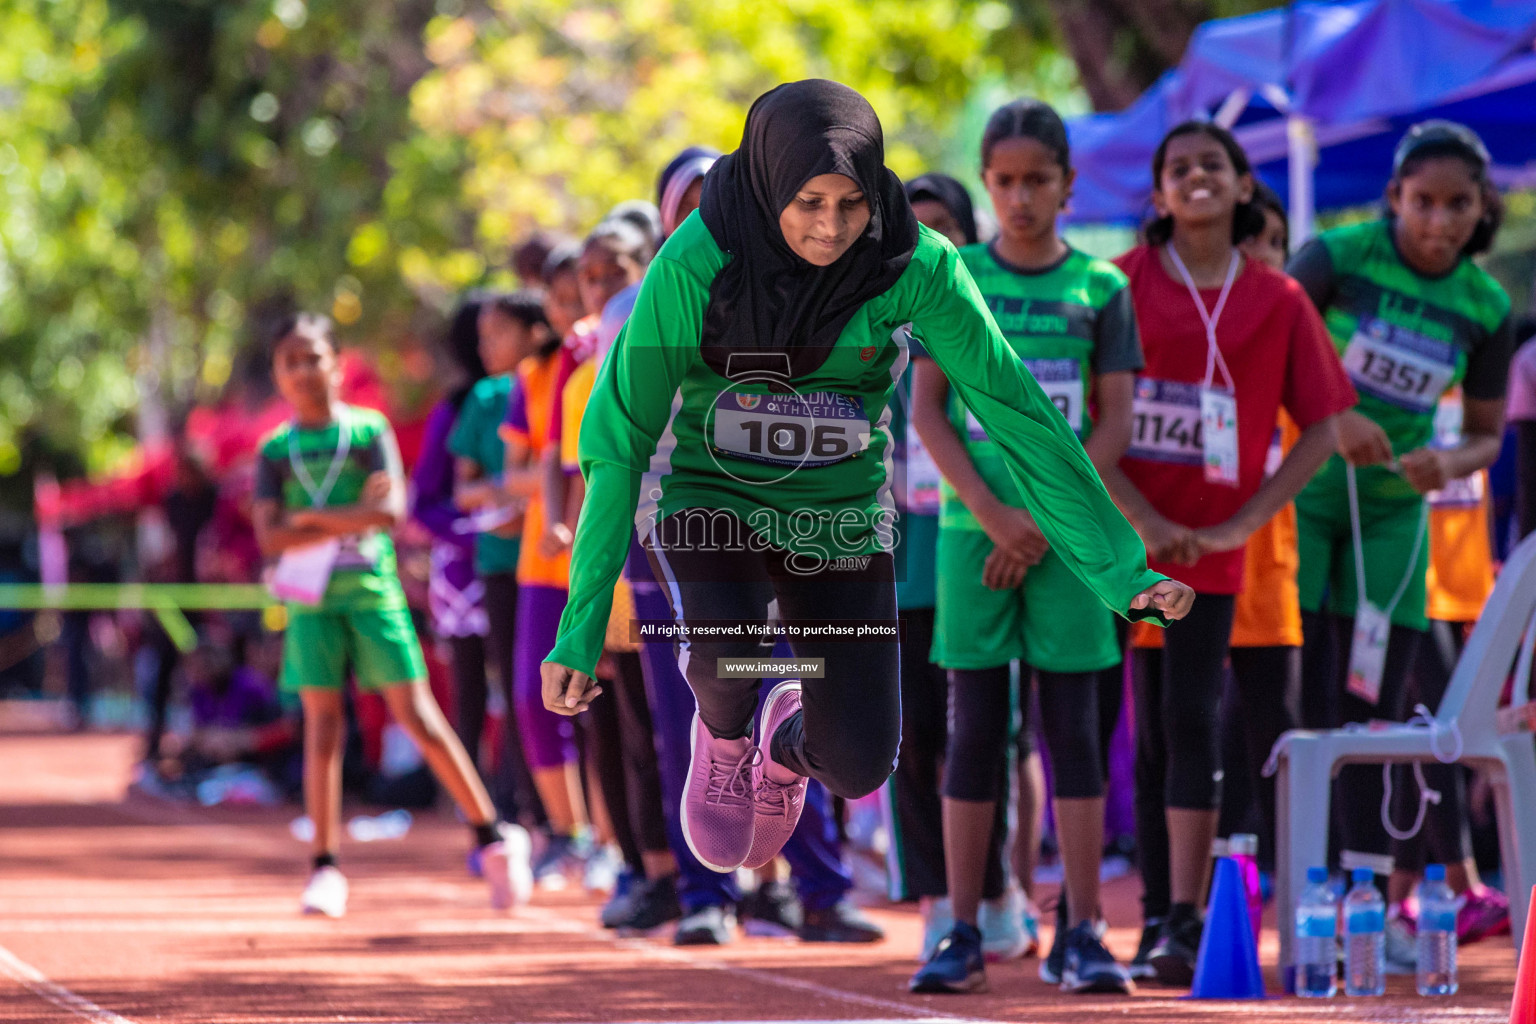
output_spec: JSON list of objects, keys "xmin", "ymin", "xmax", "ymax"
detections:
[
  {"xmin": 1166, "ymin": 245, "xmax": 1239, "ymax": 394},
  {"xmin": 288, "ymin": 407, "xmax": 351, "ymax": 508},
  {"xmin": 1345, "ymin": 463, "xmax": 1428, "ymax": 618}
]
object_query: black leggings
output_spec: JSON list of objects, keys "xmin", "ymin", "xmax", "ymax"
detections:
[
  {"xmin": 947, "ymin": 666, "xmax": 1115, "ymax": 802},
  {"xmin": 1391, "ymin": 620, "xmax": 1473, "ymax": 872},
  {"xmin": 1301, "ymin": 610, "xmax": 1422, "ymax": 863},
  {"xmin": 483, "ymin": 572, "xmax": 546, "ymax": 829},
  {"xmin": 1134, "ymin": 593, "xmax": 1235, "ymax": 920},
  {"xmin": 583, "ymin": 650, "xmax": 670, "ymax": 872},
  {"xmin": 644, "ymin": 509, "xmax": 901, "ymax": 800},
  {"xmin": 1220, "ymin": 645, "xmax": 1301, "ymax": 868},
  {"xmin": 1517, "ymin": 420, "xmax": 1536, "ymax": 541},
  {"xmin": 887, "ymin": 607, "xmax": 1007, "ymax": 901},
  {"xmin": 449, "ymin": 632, "xmax": 490, "ymax": 764}
]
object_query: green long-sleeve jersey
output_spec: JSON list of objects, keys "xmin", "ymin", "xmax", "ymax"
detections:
[{"xmin": 546, "ymin": 213, "xmax": 1166, "ymax": 676}]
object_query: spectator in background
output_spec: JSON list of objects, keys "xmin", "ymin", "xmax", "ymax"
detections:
[
  {"xmin": 151, "ymin": 633, "xmax": 299, "ymax": 799},
  {"xmin": 1506, "ymin": 317, "xmax": 1536, "ymax": 538},
  {"xmin": 143, "ymin": 439, "xmax": 219, "ymax": 765},
  {"xmin": 411, "ymin": 297, "xmax": 544, "ymax": 835}
]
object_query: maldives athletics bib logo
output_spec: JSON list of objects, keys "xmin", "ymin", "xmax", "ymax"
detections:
[{"xmin": 735, "ymin": 393, "xmax": 762, "ymax": 410}]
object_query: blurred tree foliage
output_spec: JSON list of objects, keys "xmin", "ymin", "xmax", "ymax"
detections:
[
  {"xmin": 2, "ymin": 0, "xmax": 1278, "ymax": 479},
  {"xmin": 401, "ymin": 0, "xmax": 1062, "ymax": 303},
  {"xmin": 0, "ymin": 0, "xmax": 451, "ymax": 477}
]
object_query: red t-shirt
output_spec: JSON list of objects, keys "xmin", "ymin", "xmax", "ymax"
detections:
[{"xmin": 1115, "ymin": 245, "xmax": 1355, "ymax": 593}]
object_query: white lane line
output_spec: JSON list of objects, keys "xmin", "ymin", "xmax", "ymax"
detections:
[
  {"xmin": 515, "ymin": 905, "xmax": 1000, "ymax": 1024},
  {"xmin": 0, "ymin": 943, "xmax": 137, "ymax": 1024}
]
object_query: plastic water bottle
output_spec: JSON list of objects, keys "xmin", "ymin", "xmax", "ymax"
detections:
[
  {"xmin": 1343, "ymin": 867, "xmax": 1386, "ymax": 996},
  {"xmin": 1415, "ymin": 864, "xmax": 1459, "ymax": 996},
  {"xmin": 1228, "ymin": 833, "xmax": 1263, "ymax": 941},
  {"xmin": 1295, "ymin": 866, "xmax": 1338, "ymax": 997}
]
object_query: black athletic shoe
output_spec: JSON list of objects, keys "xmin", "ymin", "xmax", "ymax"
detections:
[
  {"xmin": 799, "ymin": 901, "xmax": 884, "ymax": 943},
  {"xmin": 1039, "ymin": 896, "xmax": 1069, "ymax": 985},
  {"xmin": 1061, "ymin": 922, "xmax": 1134, "ymax": 994},
  {"xmin": 1127, "ymin": 917, "xmax": 1165, "ymax": 980},
  {"xmin": 614, "ymin": 875, "xmax": 683, "ymax": 935},
  {"xmin": 599, "ymin": 873, "xmax": 637, "ymax": 929},
  {"xmin": 909, "ymin": 922, "xmax": 987, "ymax": 993},
  {"xmin": 1148, "ymin": 913, "xmax": 1202, "ymax": 988},
  {"xmin": 741, "ymin": 880, "xmax": 803, "ymax": 937},
  {"xmin": 674, "ymin": 903, "xmax": 737, "ymax": 946}
]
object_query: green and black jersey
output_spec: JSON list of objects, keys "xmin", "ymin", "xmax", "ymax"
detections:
[
  {"xmin": 544, "ymin": 213, "xmax": 1165, "ymax": 677},
  {"xmin": 1289, "ymin": 219, "xmax": 1513, "ymax": 502},
  {"xmin": 254, "ymin": 404, "xmax": 405, "ymax": 610},
  {"xmin": 938, "ymin": 243, "xmax": 1142, "ymax": 532}
]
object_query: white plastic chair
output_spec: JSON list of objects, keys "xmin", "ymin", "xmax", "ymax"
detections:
[{"xmin": 1272, "ymin": 530, "xmax": 1536, "ymax": 980}]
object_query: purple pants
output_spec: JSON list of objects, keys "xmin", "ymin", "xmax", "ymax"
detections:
[{"xmin": 513, "ymin": 583, "xmax": 576, "ymax": 769}]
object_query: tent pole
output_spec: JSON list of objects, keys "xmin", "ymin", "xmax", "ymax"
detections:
[{"xmin": 1287, "ymin": 114, "xmax": 1316, "ymax": 250}]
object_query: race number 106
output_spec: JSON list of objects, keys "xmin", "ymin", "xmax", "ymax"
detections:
[{"xmin": 735, "ymin": 420, "xmax": 851, "ymax": 460}]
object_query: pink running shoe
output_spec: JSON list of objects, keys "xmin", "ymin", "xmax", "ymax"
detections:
[
  {"xmin": 1458, "ymin": 886, "xmax": 1511, "ymax": 944},
  {"xmin": 681, "ymin": 712, "xmax": 758, "ymax": 873},
  {"xmin": 744, "ymin": 680, "xmax": 808, "ymax": 870}
]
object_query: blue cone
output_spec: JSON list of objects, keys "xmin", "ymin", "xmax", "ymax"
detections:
[{"xmin": 1189, "ymin": 856, "xmax": 1267, "ymax": 999}]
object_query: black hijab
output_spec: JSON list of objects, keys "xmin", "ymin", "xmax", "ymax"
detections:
[
  {"xmin": 698, "ymin": 79, "xmax": 919, "ymax": 381},
  {"xmin": 905, "ymin": 173, "xmax": 978, "ymax": 246}
]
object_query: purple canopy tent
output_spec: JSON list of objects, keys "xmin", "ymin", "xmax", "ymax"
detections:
[{"xmin": 1065, "ymin": 0, "xmax": 1536, "ymax": 245}]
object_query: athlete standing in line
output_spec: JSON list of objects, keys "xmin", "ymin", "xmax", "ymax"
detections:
[
  {"xmin": 1114, "ymin": 123, "xmax": 1357, "ymax": 985},
  {"xmin": 911, "ymin": 99, "xmax": 1143, "ymax": 995},
  {"xmin": 887, "ymin": 172, "xmax": 1030, "ymax": 966},
  {"xmin": 1288, "ymin": 120, "xmax": 1512, "ymax": 917},
  {"xmin": 539, "ymin": 81, "xmax": 1191, "ymax": 907}
]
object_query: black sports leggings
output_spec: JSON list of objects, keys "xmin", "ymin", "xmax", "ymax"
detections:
[
  {"xmin": 644, "ymin": 509, "xmax": 901, "ymax": 800},
  {"xmin": 482, "ymin": 572, "xmax": 546, "ymax": 829},
  {"xmin": 888, "ymin": 606, "xmax": 1007, "ymax": 901},
  {"xmin": 1301, "ymin": 610, "xmax": 1422, "ymax": 863},
  {"xmin": 1222, "ymin": 645, "xmax": 1301, "ymax": 868},
  {"xmin": 946, "ymin": 666, "xmax": 1116, "ymax": 803},
  {"xmin": 583, "ymin": 650, "xmax": 670, "ymax": 872},
  {"xmin": 1134, "ymin": 593, "xmax": 1235, "ymax": 920},
  {"xmin": 1391, "ymin": 619, "xmax": 1473, "ymax": 873}
]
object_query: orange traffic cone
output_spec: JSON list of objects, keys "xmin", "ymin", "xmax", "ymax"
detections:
[{"xmin": 1512, "ymin": 887, "xmax": 1536, "ymax": 1024}]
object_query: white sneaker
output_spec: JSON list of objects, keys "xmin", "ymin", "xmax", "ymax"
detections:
[
  {"xmin": 583, "ymin": 843, "xmax": 623, "ymax": 894},
  {"xmin": 300, "ymin": 866, "xmax": 348, "ymax": 918},
  {"xmin": 980, "ymin": 887, "xmax": 1036, "ymax": 961},
  {"xmin": 1384, "ymin": 912, "xmax": 1417, "ymax": 975},
  {"xmin": 482, "ymin": 825, "xmax": 534, "ymax": 910},
  {"xmin": 918, "ymin": 896, "xmax": 955, "ymax": 961}
]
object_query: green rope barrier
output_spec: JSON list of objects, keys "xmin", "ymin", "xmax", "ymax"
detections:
[
  {"xmin": 0, "ymin": 583, "xmax": 275, "ymax": 610},
  {"xmin": 0, "ymin": 584, "xmax": 278, "ymax": 653}
]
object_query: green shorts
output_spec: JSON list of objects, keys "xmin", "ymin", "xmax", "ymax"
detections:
[
  {"xmin": 931, "ymin": 526, "xmax": 1121, "ymax": 673},
  {"xmin": 280, "ymin": 574, "xmax": 426, "ymax": 692},
  {"xmin": 1296, "ymin": 472, "xmax": 1429, "ymax": 632}
]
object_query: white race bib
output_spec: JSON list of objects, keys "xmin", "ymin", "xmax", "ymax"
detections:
[
  {"xmin": 269, "ymin": 539, "xmax": 341, "ymax": 606},
  {"xmin": 1347, "ymin": 600, "xmax": 1392, "ymax": 705},
  {"xmin": 1129, "ymin": 378, "xmax": 1204, "ymax": 466},
  {"xmin": 902, "ymin": 429, "xmax": 942, "ymax": 516},
  {"xmin": 1425, "ymin": 391, "xmax": 1482, "ymax": 508},
  {"xmin": 966, "ymin": 358, "xmax": 1083, "ymax": 441},
  {"xmin": 1428, "ymin": 470, "xmax": 1485, "ymax": 509},
  {"xmin": 1200, "ymin": 386, "xmax": 1240, "ymax": 487},
  {"xmin": 712, "ymin": 390, "xmax": 870, "ymax": 468},
  {"xmin": 1342, "ymin": 317, "xmax": 1457, "ymax": 413}
]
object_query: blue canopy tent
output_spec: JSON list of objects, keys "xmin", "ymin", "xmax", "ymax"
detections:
[{"xmin": 1065, "ymin": 0, "xmax": 1536, "ymax": 243}]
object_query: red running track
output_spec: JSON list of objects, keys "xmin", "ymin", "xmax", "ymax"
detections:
[{"xmin": 0, "ymin": 731, "xmax": 1520, "ymax": 1024}]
